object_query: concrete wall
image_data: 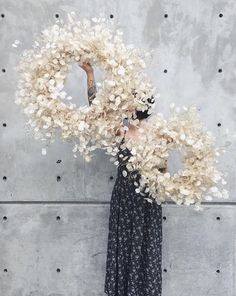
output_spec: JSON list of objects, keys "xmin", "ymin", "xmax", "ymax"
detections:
[{"xmin": 0, "ymin": 0, "xmax": 235, "ymax": 295}]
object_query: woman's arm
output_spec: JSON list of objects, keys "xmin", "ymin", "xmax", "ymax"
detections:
[
  {"xmin": 87, "ymin": 70, "xmax": 97, "ymax": 105},
  {"xmin": 79, "ymin": 62, "xmax": 97, "ymax": 105},
  {"xmin": 79, "ymin": 62, "xmax": 122, "ymax": 137}
]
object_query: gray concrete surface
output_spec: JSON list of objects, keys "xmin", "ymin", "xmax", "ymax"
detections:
[{"xmin": 0, "ymin": 0, "xmax": 235, "ymax": 295}]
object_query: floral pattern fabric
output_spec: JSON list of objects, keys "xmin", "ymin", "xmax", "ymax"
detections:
[{"xmin": 104, "ymin": 134, "xmax": 162, "ymax": 296}]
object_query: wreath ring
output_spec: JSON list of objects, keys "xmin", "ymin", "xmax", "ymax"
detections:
[
  {"xmin": 119, "ymin": 106, "xmax": 229, "ymax": 209},
  {"xmin": 14, "ymin": 12, "xmax": 156, "ymax": 161}
]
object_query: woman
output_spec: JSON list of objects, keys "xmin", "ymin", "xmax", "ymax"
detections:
[{"xmin": 80, "ymin": 62, "xmax": 163, "ymax": 296}]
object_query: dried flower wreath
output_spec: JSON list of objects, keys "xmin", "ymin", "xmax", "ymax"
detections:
[
  {"xmin": 14, "ymin": 12, "xmax": 156, "ymax": 160},
  {"xmin": 121, "ymin": 106, "xmax": 229, "ymax": 209},
  {"xmin": 14, "ymin": 12, "xmax": 230, "ymax": 210}
]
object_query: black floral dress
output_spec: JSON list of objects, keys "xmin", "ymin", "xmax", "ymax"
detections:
[{"xmin": 104, "ymin": 132, "xmax": 163, "ymax": 296}]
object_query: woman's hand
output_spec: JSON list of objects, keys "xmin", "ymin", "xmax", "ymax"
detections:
[{"xmin": 79, "ymin": 61, "xmax": 94, "ymax": 74}]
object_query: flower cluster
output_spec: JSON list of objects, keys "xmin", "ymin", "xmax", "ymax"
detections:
[
  {"xmin": 14, "ymin": 12, "xmax": 156, "ymax": 161},
  {"xmin": 14, "ymin": 12, "xmax": 230, "ymax": 209},
  {"xmin": 120, "ymin": 106, "xmax": 229, "ymax": 210}
]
